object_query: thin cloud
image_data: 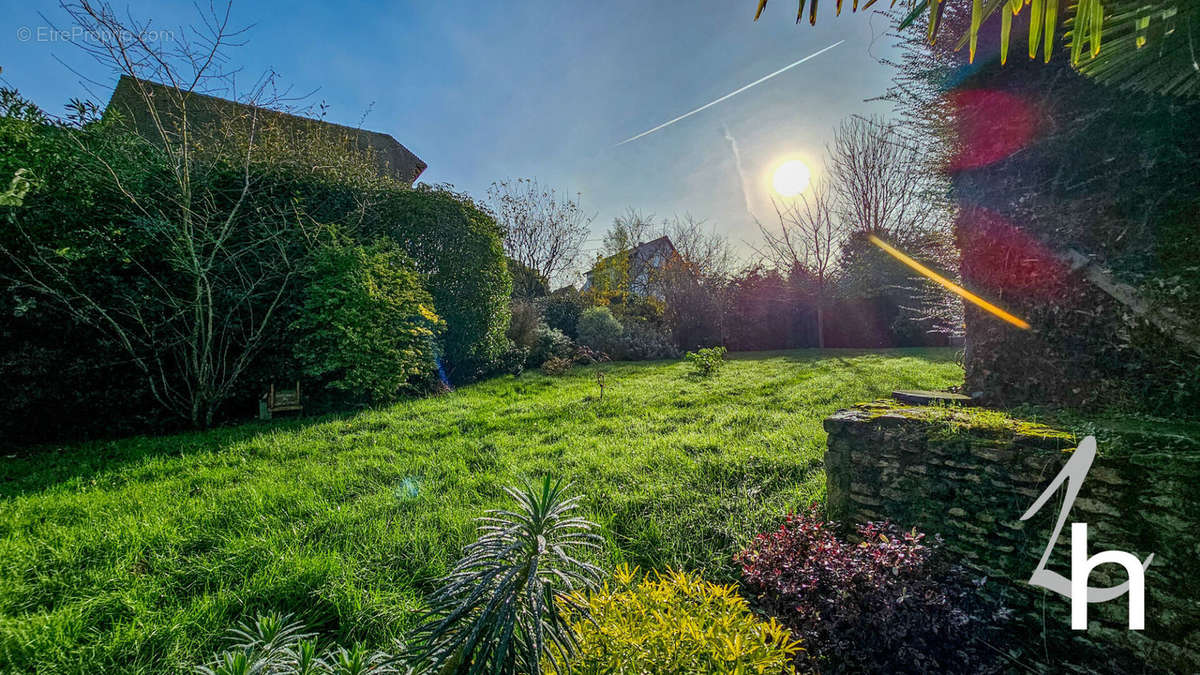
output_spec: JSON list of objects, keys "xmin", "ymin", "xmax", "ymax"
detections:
[
  {"xmin": 722, "ymin": 122, "xmax": 755, "ymax": 220},
  {"xmin": 615, "ymin": 40, "xmax": 845, "ymax": 147}
]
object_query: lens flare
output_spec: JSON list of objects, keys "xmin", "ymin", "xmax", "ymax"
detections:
[{"xmin": 868, "ymin": 234, "xmax": 1030, "ymax": 330}]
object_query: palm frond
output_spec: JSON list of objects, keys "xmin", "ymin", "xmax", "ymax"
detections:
[
  {"xmin": 755, "ymin": 0, "xmax": 1200, "ymax": 96},
  {"xmin": 412, "ymin": 476, "xmax": 603, "ymax": 674}
]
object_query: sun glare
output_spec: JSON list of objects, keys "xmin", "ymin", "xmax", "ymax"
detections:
[{"xmin": 772, "ymin": 159, "xmax": 811, "ymax": 197}]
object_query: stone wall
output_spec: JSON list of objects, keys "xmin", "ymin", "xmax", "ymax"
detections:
[{"xmin": 823, "ymin": 401, "xmax": 1200, "ymax": 673}]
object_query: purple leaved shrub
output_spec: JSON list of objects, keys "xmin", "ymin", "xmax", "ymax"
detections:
[{"xmin": 736, "ymin": 506, "xmax": 1011, "ymax": 674}]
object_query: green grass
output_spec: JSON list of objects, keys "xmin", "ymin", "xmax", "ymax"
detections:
[{"xmin": 0, "ymin": 348, "xmax": 961, "ymax": 673}]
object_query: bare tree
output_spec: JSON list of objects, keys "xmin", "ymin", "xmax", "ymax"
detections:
[
  {"xmin": 661, "ymin": 214, "xmax": 737, "ymax": 279},
  {"xmin": 759, "ymin": 181, "xmax": 842, "ymax": 347},
  {"xmin": 827, "ymin": 115, "xmax": 946, "ymax": 244},
  {"xmin": 0, "ymin": 1, "xmax": 372, "ymax": 426},
  {"xmin": 601, "ymin": 208, "xmax": 657, "ymax": 257},
  {"xmin": 489, "ymin": 178, "xmax": 591, "ymax": 290}
]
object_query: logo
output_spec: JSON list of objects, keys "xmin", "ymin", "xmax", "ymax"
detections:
[{"xmin": 1020, "ymin": 436, "xmax": 1153, "ymax": 630}]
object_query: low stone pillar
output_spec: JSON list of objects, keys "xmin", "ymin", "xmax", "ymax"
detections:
[{"xmin": 823, "ymin": 400, "xmax": 1200, "ymax": 672}]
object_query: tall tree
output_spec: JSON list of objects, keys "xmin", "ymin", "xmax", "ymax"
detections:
[
  {"xmin": 0, "ymin": 1, "xmax": 380, "ymax": 426},
  {"xmin": 760, "ymin": 182, "xmax": 841, "ymax": 347},
  {"xmin": 827, "ymin": 115, "xmax": 945, "ymax": 245},
  {"xmin": 601, "ymin": 208, "xmax": 657, "ymax": 257},
  {"xmin": 489, "ymin": 177, "xmax": 591, "ymax": 290}
]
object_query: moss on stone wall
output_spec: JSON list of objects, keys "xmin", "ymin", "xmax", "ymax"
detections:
[{"xmin": 824, "ymin": 400, "xmax": 1200, "ymax": 672}]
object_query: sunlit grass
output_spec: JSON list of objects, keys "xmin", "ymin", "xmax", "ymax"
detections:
[{"xmin": 0, "ymin": 348, "xmax": 961, "ymax": 673}]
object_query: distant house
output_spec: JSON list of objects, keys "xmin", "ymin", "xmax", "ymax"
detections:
[
  {"xmin": 582, "ymin": 235, "xmax": 677, "ymax": 297},
  {"xmin": 104, "ymin": 76, "xmax": 427, "ymax": 185}
]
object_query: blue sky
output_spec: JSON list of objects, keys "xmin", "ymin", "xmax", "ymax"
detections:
[{"xmin": 3, "ymin": 0, "xmax": 899, "ymax": 261}]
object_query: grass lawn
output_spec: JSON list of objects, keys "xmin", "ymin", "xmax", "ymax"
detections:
[{"xmin": 0, "ymin": 348, "xmax": 961, "ymax": 673}]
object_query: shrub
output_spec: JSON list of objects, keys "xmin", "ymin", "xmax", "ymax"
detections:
[
  {"xmin": 364, "ymin": 185, "xmax": 511, "ymax": 382},
  {"xmin": 542, "ymin": 288, "xmax": 585, "ymax": 338},
  {"xmin": 736, "ymin": 508, "xmax": 1008, "ymax": 674},
  {"xmin": 293, "ymin": 241, "xmax": 443, "ymax": 404},
  {"xmin": 570, "ymin": 346, "xmax": 609, "ymax": 366},
  {"xmin": 498, "ymin": 344, "xmax": 529, "ymax": 377},
  {"xmin": 412, "ymin": 477, "xmax": 603, "ymax": 674},
  {"xmin": 194, "ymin": 612, "xmax": 399, "ymax": 674},
  {"xmin": 614, "ymin": 318, "xmax": 679, "ymax": 361},
  {"xmin": 507, "ymin": 300, "xmax": 541, "ymax": 353},
  {"xmin": 576, "ymin": 306, "xmax": 622, "ymax": 354},
  {"xmin": 530, "ymin": 324, "xmax": 576, "ymax": 366},
  {"xmin": 541, "ymin": 356, "xmax": 574, "ymax": 376},
  {"xmin": 685, "ymin": 346, "xmax": 726, "ymax": 376},
  {"xmin": 551, "ymin": 565, "xmax": 800, "ymax": 674}
]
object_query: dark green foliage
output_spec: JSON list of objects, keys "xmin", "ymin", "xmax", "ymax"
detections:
[
  {"xmin": 293, "ymin": 242, "xmax": 443, "ymax": 404},
  {"xmin": 951, "ymin": 57, "xmax": 1200, "ymax": 416},
  {"xmin": 685, "ymin": 346, "xmax": 727, "ymax": 376},
  {"xmin": 0, "ymin": 92, "xmax": 189, "ymax": 440},
  {"xmin": 575, "ymin": 306, "xmax": 622, "ymax": 355},
  {"xmin": 529, "ymin": 324, "xmax": 575, "ymax": 366},
  {"xmin": 507, "ymin": 257, "xmax": 549, "ymax": 299},
  {"xmin": 541, "ymin": 287, "xmax": 584, "ymax": 339},
  {"xmin": 412, "ymin": 477, "xmax": 603, "ymax": 674},
  {"xmin": 363, "ymin": 186, "xmax": 511, "ymax": 382},
  {"xmin": 0, "ymin": 85, "xmax": 410, "ymax": 431},
  {"xmin": 0, "ymin": 86, "xmax": 513, "ymax": 440}
]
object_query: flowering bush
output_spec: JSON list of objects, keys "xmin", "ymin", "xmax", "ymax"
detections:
[
  {"xmin": 736, "ymin": 507, "xmax": 1008, "ymax": 674},
  {"xmin": 551, "ymin": 565, "xmax": 800, "ymax": 674}
]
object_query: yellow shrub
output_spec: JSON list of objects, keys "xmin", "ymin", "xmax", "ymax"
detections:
[{"xmin": 552, "ymin": 565, "xmax": 801, "ymax": 674}]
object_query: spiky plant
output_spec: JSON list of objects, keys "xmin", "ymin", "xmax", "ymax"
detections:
[
  {"xmin": 413, "ymin": 477, "xmax": 604, "ymax": 674},
  {"xmin": 194, "ymin": 612, "xmax": 403, "ymax": 675}
]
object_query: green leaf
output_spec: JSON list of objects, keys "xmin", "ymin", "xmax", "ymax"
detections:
[
  {"xmin": 1002, "ymin": 6, "xmax": 1013, "ymax": 63},
  {"xmin": 1029, "ymin": 0, "xmax": 1045, "ymax": 59},
  {"xmin": 1043, "ymin": 0, "xmax": 1058, "ymax": 62},
  {"xmin": 970, "ymin": 0, "xmax": 983, "ymax": 60},
  {"xmin": 897, "ymin": 0, "xmax": 929, "ymax": 30}
]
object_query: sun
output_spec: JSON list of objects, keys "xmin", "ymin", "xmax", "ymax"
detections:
[{"xmin": 772, "ymin": 159, "xmax": 812, "ymax": 197}]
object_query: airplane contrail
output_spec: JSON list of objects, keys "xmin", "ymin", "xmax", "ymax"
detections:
[
  {"xmin": 722, "ymin": 122, "xmax": 755, "ymax": 219},
  {"xmin": 615, "ymin": 40, "xmax": 845, "ymax": 147}
]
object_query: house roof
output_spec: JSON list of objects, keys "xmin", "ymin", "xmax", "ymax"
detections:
[
  {"xmin": 104, "ymin": 76, "xmax": 427, "ymax": 185},
  {"xmin": 586, "ymin": 236, "xmax": 677, "ymax": 276}
]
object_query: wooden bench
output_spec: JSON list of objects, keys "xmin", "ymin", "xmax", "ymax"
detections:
[{"xmin": 260, "ymin": 381, "xmax": 303, "ymax": 420}]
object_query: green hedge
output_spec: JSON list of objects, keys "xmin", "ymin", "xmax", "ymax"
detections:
[{"xmin": 361, "ymin": 185, "xmax": 510, "ymax": 381}]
